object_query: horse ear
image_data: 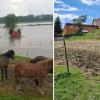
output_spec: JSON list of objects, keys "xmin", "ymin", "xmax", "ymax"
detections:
[{"xmin": 48, "ymin": 59, "xmax": 53, "ymax": 66}]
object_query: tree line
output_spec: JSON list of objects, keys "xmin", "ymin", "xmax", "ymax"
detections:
[{"xmin": 0, "ymin": 14, "xmax": 53, "ymax": 23}]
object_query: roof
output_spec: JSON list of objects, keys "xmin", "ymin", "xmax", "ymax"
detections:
[
  {"xmin": 65, "ymin": 23, "xmax": 98, "ymax": 27},
  {"xmin": 92, "ymin": 19, "xmax": 100, "ymax": 27}
]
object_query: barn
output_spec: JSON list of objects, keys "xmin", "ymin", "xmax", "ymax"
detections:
[{"xmin": 63, "ymin": 23, "xmax": 99, "ymax": 36}]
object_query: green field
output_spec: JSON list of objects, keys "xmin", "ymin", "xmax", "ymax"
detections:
[
  {"xmin": 0, "ymin": 55, "xmax": 53, "ymax": 100},
  {"xmin": 0, "ymin": 96, "xmax": 52, "ymax": 100},
  {"xmin": 15, "ymin": 55, "xmax": 31, "ymax": 61},
  {"xmin": 55, "ymin": 65, "xmax": 100, "ymax": 100}
]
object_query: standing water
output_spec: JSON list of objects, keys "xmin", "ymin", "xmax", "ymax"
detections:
[{"xmin": 0, "ymin": 22, "xmax": 53, "ymax": 58}]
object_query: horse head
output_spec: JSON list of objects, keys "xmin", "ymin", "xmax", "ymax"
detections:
[
  {"xmin": 36, "ymin": 58, "xmax": 53, "ymax": 74},
  {"xmin": 47, "ymin": 59, "xmax": 53, "ymax": 74},
  {"xmin": 4, "ymin": 50, "xmax": 15, "ymax": 59}
]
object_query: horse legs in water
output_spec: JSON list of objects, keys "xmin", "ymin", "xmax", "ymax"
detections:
[{"xmin": 1, "ymin": 66, "xmax": 8, "ymax": 80}]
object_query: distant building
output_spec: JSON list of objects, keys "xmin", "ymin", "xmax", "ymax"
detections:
[
  {"xmin": 63, "ymin": 23, "xmax": 99, "ymax": 36},
  {"xmin": 92, "ymin": 18, "xmax": 100, "ymax": 28},
  {"xmin": 11, "ymin": 31, "xmax": 20, "ymax": 38}
]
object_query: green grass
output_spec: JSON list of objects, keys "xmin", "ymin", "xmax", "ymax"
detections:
[
  {"xmin": 15, "ymin": 55, "xmax": 31, "ymax": 61},
  {"xmin": 66, "ymin": 29, "xmax": 100, "ymax": 41},
  {"xmin": 0, "ymin": 96, "xmax": 52, "ymax": 100},
  {"xmin": 55, "ymin": 65, "xmax": 100, "ymax": 100}
]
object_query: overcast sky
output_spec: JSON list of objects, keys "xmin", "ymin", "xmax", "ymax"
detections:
[{"xmin": 0, "ymin": 0, "xmax": 53, "ymax": 17}]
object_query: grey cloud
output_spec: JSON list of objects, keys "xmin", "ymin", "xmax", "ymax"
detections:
[{"xmin": 0, "ymin": 0, "xmax": 53, "ymax": 17}]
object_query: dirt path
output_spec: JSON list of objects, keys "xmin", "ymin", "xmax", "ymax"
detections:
[{"xmin": 55, "ymin": 40, "xmax": 100, "ymax": 53}]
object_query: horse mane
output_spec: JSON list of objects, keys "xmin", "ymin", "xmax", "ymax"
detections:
[{"xmin": 30, "ymin": 56, "xmax": 48, "ymax": 63}]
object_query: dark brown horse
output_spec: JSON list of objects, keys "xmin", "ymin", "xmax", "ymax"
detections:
[
  {"xmin": 15, "ymin": 59, "xmax": 53, "ymax": 94},
  {"xmin": 30, "ymin": 56, "xmax": 48, "ymax": 63},
  {"xmin": 0, "ymin": 50, "xmax": 15, "ymax": 79}
]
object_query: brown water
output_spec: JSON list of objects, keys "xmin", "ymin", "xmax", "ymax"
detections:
[{"xmin": 0, "ymin": 23, "xmax": 53, "ymax": 58}]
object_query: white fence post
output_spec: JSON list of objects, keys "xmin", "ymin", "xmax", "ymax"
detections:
[{"xmin": 27, "ymin": 49, "xmax": 28, "ymax": 57}]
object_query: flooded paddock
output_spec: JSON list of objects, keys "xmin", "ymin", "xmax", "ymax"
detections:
[{"xmin": 0, "ymin": 22, "xmax": 53, "ymax": 58}]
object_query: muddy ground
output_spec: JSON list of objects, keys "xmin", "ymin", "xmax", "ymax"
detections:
[{"xmin": 55, "ymin": 40, "xmax": 100, "ymax": 78}]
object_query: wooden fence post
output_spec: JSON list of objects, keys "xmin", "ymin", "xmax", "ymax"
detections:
[{"xmin": 63, "ymin": 36, "xmax": 69, "ymax": 73}]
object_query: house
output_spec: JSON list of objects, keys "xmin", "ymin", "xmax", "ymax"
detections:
[
  {"xmin": 11, "ymin": 31, "xmax": 20, "ymax": 38},
  {"xmin": 92, "ymin": 18, "xmax": 100, "ymax": 28},
  {"xmin": 63, "ymin": 23, "xmax": 99, "ymax": 36}
]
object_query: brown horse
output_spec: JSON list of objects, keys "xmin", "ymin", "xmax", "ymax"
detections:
[
  {"xmin": 30, "ymin": 56, "xmax": 52, "ymax": 87},
  {"xmin": 14, "ymin": 59, "xmax": 53, "ymax": 94}
]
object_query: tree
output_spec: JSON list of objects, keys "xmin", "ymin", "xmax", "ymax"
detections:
[
  {"xmin": 73, "ymin": 15, "xmax": 87, "ymax": 35},
  {"xmin": 54, "ymin": 17, "xmax": 62, "ymax": 36},
  {"xmin": 5, "ymin": 14, "xmax": 17, "ymax": 33}
]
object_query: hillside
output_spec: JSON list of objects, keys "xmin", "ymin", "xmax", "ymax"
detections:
[{"xmin": 65, "ymin": 29, "xmax": 100, "ymax": 41}]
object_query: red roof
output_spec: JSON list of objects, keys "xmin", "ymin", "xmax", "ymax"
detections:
[{"xmin": 11, "ymin": 31, "xmax": 20, "ymax": 38}]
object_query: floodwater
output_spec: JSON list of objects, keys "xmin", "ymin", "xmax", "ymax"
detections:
[{"xmin": 0, "ymin": 22, "xmax": 53, "ymax": 58}]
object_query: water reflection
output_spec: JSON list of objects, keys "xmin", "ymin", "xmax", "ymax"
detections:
[{"xmin": 9, "ymin": 37, "xmax": 21, "ymax": 48}]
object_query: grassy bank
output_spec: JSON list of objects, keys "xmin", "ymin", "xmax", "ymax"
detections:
[
  {"xmin": 66, "ymin": 29, "xmax": 100, "ymax": 41},
  {"xmin": 55, "ymin": 65, "xmax": 100, "ymax": 100}
]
